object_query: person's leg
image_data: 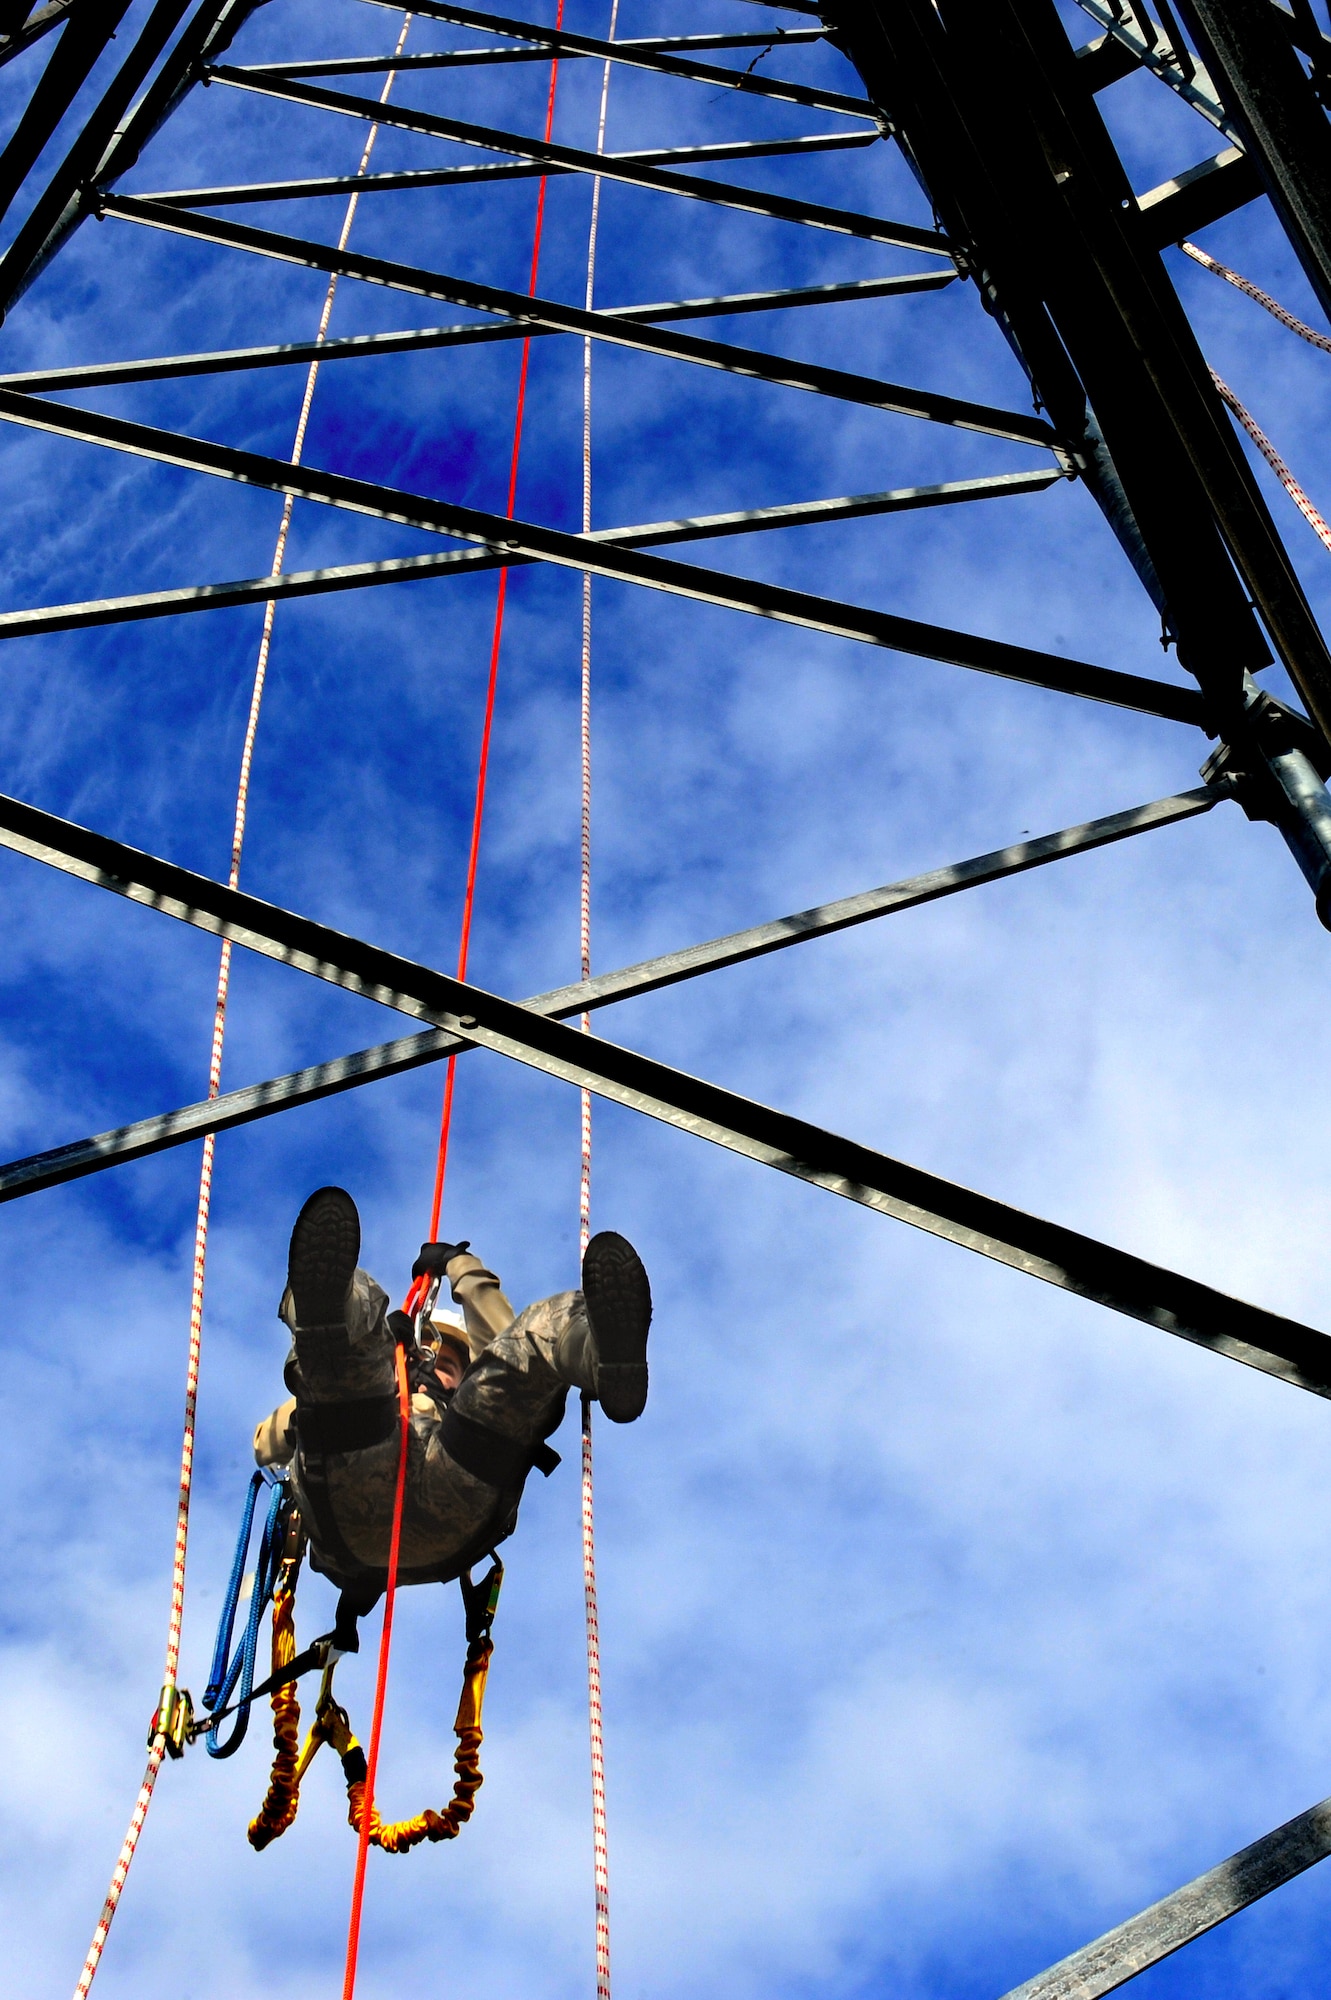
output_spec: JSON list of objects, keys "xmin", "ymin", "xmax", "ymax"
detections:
[
  {"xmin": 448, "ymin": 1231, "xmax": 652, "ymax": 1431},
  {"xmin": 581, "ymin": 1231, "xmax": 653, "ymax": 1422},
  {"xmin": 280, "ymin": 1265, "xmax": 395, "ymax": 1403},
  {"xmin": 450, "ymin": 1288, "xmax": 583, "ymax": 1438},
  {"xmin": 279, "ymin": 1187, "xmax": 401, "ymax": 1572},
  {"xmin": 280, "ymin": 1185, "xmax": 394, "ymax": 1405}
]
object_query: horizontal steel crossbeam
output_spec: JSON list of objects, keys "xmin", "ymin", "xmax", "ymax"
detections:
[
  {"xmin": 204, "ymin": 68, "xmax": 930, "ymax": 248},
  {"xmin": 1000, "ymin": 1793, "xmax": 1331, "ymax": 1999},
  {"xmin": 250, "ymin": 28, "xmax": 827, "ymax": 74},
  {"xmin": 99, "ymin": 200, "xmax": 1035, "ymax": 440},
  {"xmin": 1073, "ymin": 0, "xmax": 1235, "ymax": 133},
  {"xmin": 1136, "ymin": 145, "xmax": 1263, "ymax": 244},
  {"xmin": 0, "ymin": 272, "xmax": 957, "ymax": 394},
  {"xmin": 345, "ymin": 0, "xmax": 870, "ymax": 115},
  {"xmin": 0, "ymin": 474, "xmax": 1060, "ymax": 639},
  {"xmin": 138, "ymin": 129, "xmax": 880, "ymax": 207},
  {"xmin": 0, "ymin": 785, "xmax": 1324, "ymax": 1395},
  {"xmin": 0, "ymin": 388, "xmax": 1203, "ymax": 719},
  {"xmin": 0, "ymin": 789, "xmax": 1219, "ymax": 1198}
]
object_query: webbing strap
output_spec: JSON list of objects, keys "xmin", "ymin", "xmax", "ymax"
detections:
[
  {"xmin": 439, "ymin": 1403, "xmax": 562, "ymax": 1485},
  {"xmin": 298, "ymin": 1392, "xmax": 398, "ymax": 1455},
  {"xmin": 247, "ymin": 1562, "xmax": 303, "ymax": 1850}
]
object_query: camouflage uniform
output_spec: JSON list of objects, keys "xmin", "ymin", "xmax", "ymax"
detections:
[{"xmin": 254, "ymin": 1253, "xmax": 597, "ymax": 1586}]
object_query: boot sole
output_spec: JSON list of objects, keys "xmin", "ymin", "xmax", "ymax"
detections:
[
  {"xmin": 582, "ymin": 1231, "xmax": 652, "ymax": 1423},
  {"xmin": 288, "ymin": 1186, "xmax": 361, "ymax": 1329}
]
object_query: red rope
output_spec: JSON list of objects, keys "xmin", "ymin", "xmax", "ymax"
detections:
[
  {"xmin": 341, "ymin": 1341, "xmax": 412, "ymax": 2000},
  {"xmin": 339, "ymin": 23, "xmax": 567, "ymax": 1994},
  {"xmin": 426, "ymin": 8, "xmax": 567, "ymax": 1243}
]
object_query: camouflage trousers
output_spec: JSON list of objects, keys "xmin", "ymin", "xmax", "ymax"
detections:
[{"xmin": 262, "ymin": 1264, "xmax": 594, "ymax": 1583}]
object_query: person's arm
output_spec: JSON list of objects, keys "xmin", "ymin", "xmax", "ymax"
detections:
[
  {"xmin": 447, "ymin": 1253, "xmax": 516, "ymax": 1353},
  {"xmin": 415, "ymin": 1240, "xmax": 517, "ymax": 1354}
]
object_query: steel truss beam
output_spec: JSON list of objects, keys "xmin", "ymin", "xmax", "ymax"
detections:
[
  {"xmin": 0, "ymin": 388, "xmax": 1202, "ymax": 721},
  {"xmin": 0, "ymin": 789, "xmax": 1219, "ymax": 1201},
  {"xmin": 999, "ymin": 1791, "xmax": 1331, "ymax": 1999},
  {"xmin": 1137, "ymin": 145, "xmax": 1264, "ymax": 242},
  {"xmin": 0, "ymin": 272, "xmax": 958, "ymax": 395},
  {"xmin": 99, "ymin": 201, "xmax": 1025, "ymax": 436},
  {"xmin": 1175, "ymin": 0, "xmax": 1331, "ymax": 324},
  {"xmin": 0, "ymin": 783, "xmax": 1326, "ymax": 1397},
  {"xmin": 140, "ymin": 130, "xmax": 880, "ymax": 207},
  {"xmin": 245, "ymin": 37, "xmax": 816, "ymax": 79},
  {"xmin": 1073, "ymin": 0, "xmax": 1236, "ymax": 132},
  {"xmin": 826, "ymin": 0, "xmax": 1331, "ymax": 734},
  {"xmin": 203, "ymin": 69, "xmax": 919, "ymax": 247},
  {"xmin": 0, "ymin": 0, "xmax": 134, "ymax": 224},
  {"xmin": 0, "ymin": 473, "xmax": 1059, "ymax": 639},
  {"xmin": 0, "ymin": 0, "xmax": 82, "ymax": 72},
  {"xmin": 259, "ymin": 30, "xmax": 827, "ymax": 75},
  {"xmin": 342, "ymin": 0, "xmax": 872, "ymax": 117},
  {"xmin": 827, "ymin": 0, "xmax": 1331, "ymax": 952},
  {"xmin": 0, "ymin": 0, "xmax": 268, "ymax": 322}
]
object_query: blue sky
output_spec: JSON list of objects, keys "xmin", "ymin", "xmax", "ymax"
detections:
[{"xmin": 3, "ymin": 2, "xmax": 1331, "ymax": 1996}]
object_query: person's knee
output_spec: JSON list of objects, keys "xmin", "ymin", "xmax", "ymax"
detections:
[{"xmin": 284, "ymin": 1266, "xmax": 394, "ymax": 1401}]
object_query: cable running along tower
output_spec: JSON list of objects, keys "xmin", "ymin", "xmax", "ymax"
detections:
[{"xmin": 4, "ymin": 0, "xmax": 1331, "ymax": 1995}]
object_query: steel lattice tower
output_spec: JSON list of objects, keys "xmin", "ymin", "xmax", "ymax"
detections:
[{"xmin": 3, "ymin": 0, "xmax": 1331, "ymax": 1993}]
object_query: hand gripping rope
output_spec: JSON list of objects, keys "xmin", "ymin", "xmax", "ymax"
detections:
[{"xmin": 70, "ymin": 21, "xmax": 416, "ymax": 1996}]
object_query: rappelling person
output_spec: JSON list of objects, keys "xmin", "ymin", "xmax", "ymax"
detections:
[{"xmin": 252, "ymin": 1186, "xmax": 652, "ymax": 1605}]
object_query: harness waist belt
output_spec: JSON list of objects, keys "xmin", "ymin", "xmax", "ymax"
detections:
[
  {"xmin": 439, "ymin": 1405, "xmax": 561, "ymax": 1487},
  {"xmin": 298, "ymin": 1391, "xmax": 399, "ymax": 1455}
]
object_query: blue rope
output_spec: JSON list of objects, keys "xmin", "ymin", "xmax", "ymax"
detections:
[
  {"xmin": 204, "ymin": 1472, "xmax": 289, "ymax": 1760},
  {"xmin": 205, "ymin": 1471, "xmax": 263, "ymax": 1711}
]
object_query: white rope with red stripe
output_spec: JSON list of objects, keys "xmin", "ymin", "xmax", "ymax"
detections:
[
  {"xmin": 579, "ymin": 9, "xmax": 619, "ymax": 1999},
  {"xmin": 70, "ymin": 25, "xmax": 413, "ymax": 1995},
  {"xmin": 1181, "ymin": 239, "xmax": 1331, "ymax": 354},
  {"xmin": 1176, "ymin": 240, "xmax": 1331, "ymax": 554},
  {"xmin": 1209, "ymin": 369, "xmax": 1331, "ymax": 556}
]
